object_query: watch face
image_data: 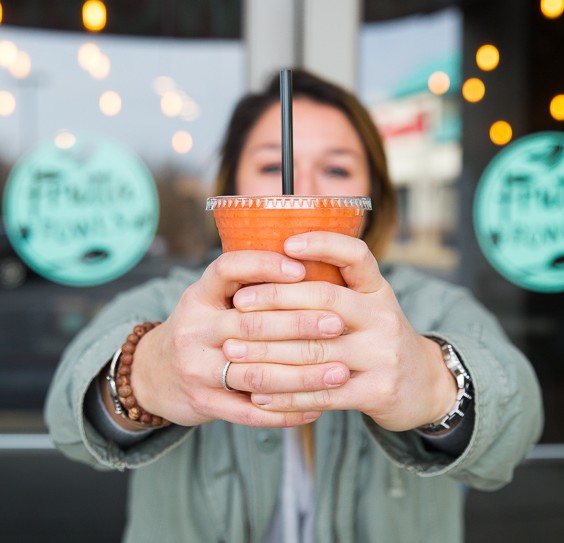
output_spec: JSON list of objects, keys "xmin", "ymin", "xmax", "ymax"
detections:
[
  {"xmin": 473, "ymin": 131, "xmax": 564, "ymax": 293},
  {"xmin": 2, "ymin": 133, "xmax": 159, "ymax": 286}
]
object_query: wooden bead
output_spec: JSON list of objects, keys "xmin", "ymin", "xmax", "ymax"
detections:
[
  {"xmin": 117, "ymin": 385, "xmax": 132, "ymax": 397},
  {"xmin": 128, "ymin": 406, "xmax": 142, "ymax": 420},
  {"xmin": 120, "ymin": 353, "xmax": 133, "ymax": 365},
  {"xmin": 127, "ymin": 333, "xmax": 140, "ymax": 344},
  {"xmin": 116, "ymin": 375, "xmax": 128, "ymax": 387},
  {"xmin": 122, "ymin": 342, "xmax": 135, "ymax": 354},
  {"xmin": 139, "ymin": 413, "xmax": 152, "ymax": 424},
  {"xmin": 133, "ymin": 325, "xmax": 145, "ymax": 336},
  {"xmin": 122, "ymin": 395, "xmax": 137, "ymax": 409},
  {"xmin": 118, "ymin": 364, "xmax": 131, "ymax": 375}
]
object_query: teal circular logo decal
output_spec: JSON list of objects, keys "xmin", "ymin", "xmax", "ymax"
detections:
[
  {"xmin": 473, "ymin": 131, "xmax": 564, "ymax": 293},
  {"xmin": 2, "ymin": 133, "xmax": 159, "ymax": 286}
]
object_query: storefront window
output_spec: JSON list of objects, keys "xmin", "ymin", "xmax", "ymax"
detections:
[
  {"xmin": 359, "ymin": 4, "xmax": 564, "ymax": 447},
  {"xmin": 0, "ymin": 20, "xmax": 244, "ymax": 413}
]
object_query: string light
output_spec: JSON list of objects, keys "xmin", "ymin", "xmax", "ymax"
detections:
[
  {"xmin": 550, "ymin": 94, "xmax": 564, "ymax": 120},
  {"xmin": 462, "ymin": 78, "xmax": 486, "ymax": 102},
  {"xmin": 99, "ymin": 91, "xmax": 122, "ymax": 116},
  {"xmin": 0, "ymin": 40, "xmax": 18, "ymax": 68},
  {"xmin": 77, "ymin": 43, "xmax": 110, "ymax": 80},
  {"xmin": 428, "ymin": 71, "xmax": 450, "ymax": 95},
  {"xmin": 55, "ymin": 131, "xmax": 77, "ymax": 149},
  {"xmin": 88, "ymin": 53, "xmax": 110, "ymax": 79},
  {"xmin": 180, "ymin": 99, "xmax": 200, "ymax": 121},
  {"xmin": 0, "ymin": 3, "xmax": 3, "ymax": 25},
  {"xmin": 0, "ymin": 90, "xmax": 16, "ymax": 116},
  {"xmin": 9, "ymin": 50, "xmax": 31, "ymax": 79},
  {"xmin": 153, "ymin": 76, "xmax": 175, "ymax": 95},
  {"xmin": 476, "ymin": 44, "xmax": 499, "ymax": 71},
  {"xmin": 161, "ymin": 91, "xmax": 183, "ymax": 117},
  {"xmin": 540, "ymin": 0, "xmax": 564, "ymax": 18},
  {"xmin": 82, "ymin": 1, "xmax": 107, "ymax": 32},
  {"xmin": 489, "ymin": 121, "xmax": 512, "ymax": 145},
  {"xmin": 78, "ymin": 42, "xmax": 101, "ymax": 70},
  {"xmin": 172, "ymin": 131, "xmax": 193, "ymax": 154}
]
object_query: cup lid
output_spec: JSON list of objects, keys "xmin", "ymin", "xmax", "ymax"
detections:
[{"xmin": 206, "ymin": 195, "xmax": 372, "ymax": 210}]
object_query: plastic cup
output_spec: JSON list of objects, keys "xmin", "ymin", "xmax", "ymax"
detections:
[{"xmin": 206, "ymin": 195, "xmax": 372, "ymax": 285}]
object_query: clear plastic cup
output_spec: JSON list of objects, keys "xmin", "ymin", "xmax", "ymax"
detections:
[{"xmin": 206, "ymin": 195, "xmax": 372, "ymax": 285}]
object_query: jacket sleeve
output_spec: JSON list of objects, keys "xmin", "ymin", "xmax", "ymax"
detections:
[
  {"xmin": 363, "ymin": 268, "xmax": 544, "ymax": 491},
  {"xmin": 44, "ymin": 269, "xmax": 198, "ymax": 471}
]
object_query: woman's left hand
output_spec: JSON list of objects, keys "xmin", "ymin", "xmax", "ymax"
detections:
[{"xmin": 222, "ymin": 231, "xmax": 458, "ymax": 431}]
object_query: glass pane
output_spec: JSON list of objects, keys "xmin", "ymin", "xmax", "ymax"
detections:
[
  {"xmin": 0, "ymin": 25, "xmax": 245, "ymax": 413},
  {"xmin": 359, "ymin": 8, "xmax": 462, "ymax": 277}
]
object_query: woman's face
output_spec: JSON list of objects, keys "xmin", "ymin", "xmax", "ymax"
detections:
[{"xmin": 235, "ymin": 98, "xmax": 371, "ymax": 197}]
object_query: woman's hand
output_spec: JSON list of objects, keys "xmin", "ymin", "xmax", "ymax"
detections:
[
  {"xmin": 222, "ymin": 232, "xmax": 458, "ymax": 432},
  {"xmin": 128, "ymin": 249, "xmax": 350, "ymax": 429}
]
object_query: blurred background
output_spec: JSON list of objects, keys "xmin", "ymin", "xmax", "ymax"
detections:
[{"xmin": 0, "ymin": 0, "xmax": 562, "ymax": 541}]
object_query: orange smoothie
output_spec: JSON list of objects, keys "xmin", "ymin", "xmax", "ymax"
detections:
[{"xmin": 206, "ymin": 196, "xmax": 372, "ymax": 285}]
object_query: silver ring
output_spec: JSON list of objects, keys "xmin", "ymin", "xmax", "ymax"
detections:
[{"xmin": 221, "ymin": 360, "xmax": 235, "ymax": 391}]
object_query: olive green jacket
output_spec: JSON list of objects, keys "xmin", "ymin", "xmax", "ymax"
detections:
[{"xmin": 44, "ymin": 265, "xmax": 543, "ymax": 543}]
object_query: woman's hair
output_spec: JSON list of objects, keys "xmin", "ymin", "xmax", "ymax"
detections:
[{"xmin": 215, "ymin": 69, "xmax": 397, "ymax": 259}]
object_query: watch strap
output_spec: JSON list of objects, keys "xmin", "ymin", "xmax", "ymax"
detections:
[{"xmin": 418, "ymin": 337, "xmax": 473, "ymax": 435}]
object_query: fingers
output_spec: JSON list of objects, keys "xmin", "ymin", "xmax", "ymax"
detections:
[
  {"xmin": 284, "ymin": 232, "xmax": 386, "ymax": 293},
  {"xmin": 221, "ymin": 359, "xmax": 350, "ymax": 394},
  {"xmin": 220, "ymin": 308, "xmax": 345, "ymax": 342},
  {"xmin": 233, "ymin": 281, "xmax": 343, "ymax": 313},
  {"xmin": 246, "ymin": 374, "xmax": 426, "ymax": 432},
  {"xmin": 202, "ymin": 388, "xmax": 322, "ymax": 428},
  {"xmin": 250, "ymin": 388, "xmax": 342, "ymax": 413},
  {"xmin": 223, "ymin": 333, "xmax": 372, "ymax": 373},
  {"xmin": 249, "ymin": 376, "xmax": 367, "ymax": 415},
  {"xmin": 231, "ymin": 281, "xmax": 375, "ymax": 332},
  {"xmin": 196, "ymin": 250, "xmax": 306, "ymax": 305},
  {"xmin": 223, "ymin": 337, "xmax": 340, "ymax": 366}
]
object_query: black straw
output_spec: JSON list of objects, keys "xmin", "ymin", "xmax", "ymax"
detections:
[{"xmin": 280, "ymin": 69, "xmax": 294, "ymax": 195}]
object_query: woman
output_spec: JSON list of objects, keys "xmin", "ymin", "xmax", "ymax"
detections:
[{"xmin": 45, "ymin": 69, "xmax": 543, "ymax": 542}]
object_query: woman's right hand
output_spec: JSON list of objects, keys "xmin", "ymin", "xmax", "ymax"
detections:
[{"xmin": 125, "ymin": 250, "xmax": 349, "ymax": 428}]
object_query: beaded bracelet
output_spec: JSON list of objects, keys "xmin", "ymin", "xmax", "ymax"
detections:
[{"xmin": 106, "ymin": 321, "xmax": 170, "ymax": 428}]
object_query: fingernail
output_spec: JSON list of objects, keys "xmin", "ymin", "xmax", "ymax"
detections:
[
  {"xmin": 224, "ymin": 340, "xmax": 246, "ymax": 358},
  {"xmin": 281, "ymin": 260, "xmax": 305, "ymax": 277},
  {"xmin": 253, "ymin": 394, "xmax": 272, "ymax": 406},
  {"xmin": 324, "ymin": 367, "xmax": 348, "ymax": 387},
  {"xmin": 285, "ymin": 237, "xmax": 307, "ymax": 253},
  {"xmin": 318, "ymin": 315, "xmax": 342, "ymax": 334},
  {"xmin": 235, "ymin": 289, "xmax": 256, "ymax": 307},
  {"xmin": 304, "ymin": 411, "xmax": 321, "ymax": 422}
]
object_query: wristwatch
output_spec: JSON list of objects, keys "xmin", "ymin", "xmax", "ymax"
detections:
[{"xmin": 418, "ymin": 337, "xmax": 473, "ymax": 434}]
